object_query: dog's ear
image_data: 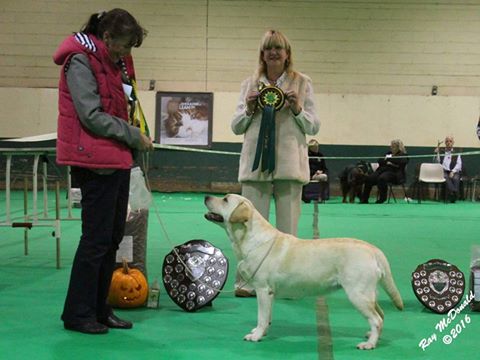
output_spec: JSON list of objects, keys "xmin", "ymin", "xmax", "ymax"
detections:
[{"xmin": 229, "ymin": 202, "xmax": 251, "ymax": 223}]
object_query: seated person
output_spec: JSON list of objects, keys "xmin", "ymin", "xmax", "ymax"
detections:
[
  {"xmin": 434, "ymin": 135, "xmax": 462, "ymax": 203},
  {"xmin": 360, "ymin": 139, "xmax": 408, "ymax": 204},
  {"xmin": 302, "ymin": 139, "xmax": 329, "ymax": 203}
]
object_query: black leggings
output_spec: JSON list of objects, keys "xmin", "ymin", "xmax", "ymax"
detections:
[{"xmin": 61, "ymin": 167, "xmax": 130, "ymax": 324}]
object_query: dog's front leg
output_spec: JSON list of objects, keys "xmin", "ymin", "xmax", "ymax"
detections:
[
  {"xmin": 348, "ymin": 187, "xmax": 355, "ymax": 203},
  {"xmin": 244, "ymin": 288, "xmax": 273, "ymax": 342}
]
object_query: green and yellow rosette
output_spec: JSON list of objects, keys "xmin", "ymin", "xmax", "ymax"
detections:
[
  {"xmin": 130, "ymin": 79, "xmax": 150, "ymax": 137},
  {"xmin": 257, "ymin": 83, "xmax": 285, "ymax": 111},
  {"xmin": 252, "ymin": 82, "xmax": 285, "ymax": 174}
]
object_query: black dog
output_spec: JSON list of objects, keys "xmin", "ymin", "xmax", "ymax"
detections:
[{"xmin": 339, "ymin": 162, "xmax": 372, "ymax": 203}]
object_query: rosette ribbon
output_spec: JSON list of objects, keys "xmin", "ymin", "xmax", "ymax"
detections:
[
  {"xmin": 251, "ymin": 83, "xmax": 285, "ymax": 174},
  {"xmin": 130, "ymin": 79, "xmax": 150, "ymax": 136}
]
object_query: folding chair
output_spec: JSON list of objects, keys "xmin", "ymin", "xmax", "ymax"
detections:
[{"xmin": 416, "ymin": 163, "xmax": 446, "ymax": 203}]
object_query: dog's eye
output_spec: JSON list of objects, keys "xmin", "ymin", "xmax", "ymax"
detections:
[{"xmin": 223, "ymin": 197, "xmax": 228, "ymax": 202}]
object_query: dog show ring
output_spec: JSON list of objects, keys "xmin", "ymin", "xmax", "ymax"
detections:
[
  {"xmin": 411, "ymin": 258, "xmax": 465, "ymax": 314},
  {"xmin": 162, "ymin": 239, "xmax": 229, "ymax": 312},
  {"xmin": 257, "ymin": 82, "xmax": 285, "ymax": 111}
]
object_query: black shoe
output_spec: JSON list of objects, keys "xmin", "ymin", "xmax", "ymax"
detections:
[
  {"xmin": 99, "ymin": 314, "xmax": 133, "ymax": 329},
  {"xmin": 64, "ymin": 321, "xmax": 109, "ymax": 335},
  {"xmin": 375, "ymin": 199, "xmax": 386, "ymax": 204},
  {"xmin": 359, "ymin": 199, "xmax": 369, "ymax": 204}
]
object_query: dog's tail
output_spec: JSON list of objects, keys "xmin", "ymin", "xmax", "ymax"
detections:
[{"xmin": 376, "ymin": 251, "xmax": 404, "ymax": 310}]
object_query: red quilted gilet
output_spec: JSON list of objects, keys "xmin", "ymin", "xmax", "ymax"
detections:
[{"xmin": 53, "ymin": 33, "xmax": 135, "ymax": 169}]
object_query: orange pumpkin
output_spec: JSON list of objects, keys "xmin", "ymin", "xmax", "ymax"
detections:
[{"xmin": 108, "ymin": 259, "xmax": 148, "ymax": 308}]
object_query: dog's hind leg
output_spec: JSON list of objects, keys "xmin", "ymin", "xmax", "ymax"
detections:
[
  {"xmin": 344, "ymin": 289, "xmax": 383, "ymax": 350},
  {"xmin": 365, "ymin": 302, "xmax": 384, "ymax": 339},
  {"xmin": 244, "ymin": 288, "xmax": 273, "ymax": 342},
  {"xmin": 340, "ymin": 182, "xmax": 348, "ymax": 203},
  {"xmin": 375, "ymin": 302, "xmax": 384, "ymax": 320}
]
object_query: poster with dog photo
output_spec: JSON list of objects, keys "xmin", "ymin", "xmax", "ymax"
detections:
[{"xmin": 155, "ymin": 92, "xmax": 213, "ymax": 148}]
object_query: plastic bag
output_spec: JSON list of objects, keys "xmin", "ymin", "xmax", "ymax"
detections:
[
  {"xmin": 129, "ymin": 167, "xmax": 152, "ymax": 211},
  {"xmin": 116, "ymin": 208, "xmax": 149, "ymax": 277}
]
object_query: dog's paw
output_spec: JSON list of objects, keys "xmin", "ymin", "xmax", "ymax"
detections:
[
  {"xmin": 356, "ymin": 341, "xmax": 376, "ymax": 350},
  {"xmin": 243, "ymin": 328, "xmax": 265, "ymax": 342},
  {"xmin": 244, "ymin": 333, "xmax": 262, "ymax": 342}
]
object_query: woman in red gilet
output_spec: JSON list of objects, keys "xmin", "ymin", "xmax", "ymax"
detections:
[{"xmin": 53, "ymin": 9, "xmax": 152, "ymax": 334}]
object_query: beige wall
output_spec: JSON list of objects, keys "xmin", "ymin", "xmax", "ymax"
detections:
[
  {"xmin": 3, "ymin": 88, "xmax": 479, "ymax": 147},
  {"xmin": 1, "ymin": 0, "xmax": 480, "ymax": 147}
]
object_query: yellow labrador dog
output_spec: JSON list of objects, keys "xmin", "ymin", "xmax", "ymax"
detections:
[{"xmin": 204, "ymin": 194, "xmax": 403, "ymax": 350}]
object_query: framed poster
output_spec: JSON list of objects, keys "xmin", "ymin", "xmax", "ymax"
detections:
[{"xmin": 155, "ymin": 92, "xmax": 213, "ymax": 148}]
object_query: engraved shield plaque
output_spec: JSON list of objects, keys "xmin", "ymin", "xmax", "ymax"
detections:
[
  {"xmin": 411, "ymin": 259, "xmax": 465, "ymax": 314},
  {"xmin": 163, "ymin": 239, "xmax": 229, "ymax": 312}
]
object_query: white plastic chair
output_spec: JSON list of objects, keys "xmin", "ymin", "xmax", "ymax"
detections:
[{"xmin": 417, "ymin": 163, "xmax": 446, "ymax": 203}]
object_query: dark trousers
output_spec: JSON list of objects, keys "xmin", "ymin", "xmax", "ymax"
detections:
[
  {"xmin": 444, "ymin": 170, "xmax": 461, "ymax": 194},
  {"xmin": 362, "ymin": 170, "xmax": 399, "ymax": 202},
  {"xmin": 61, "ymin": 167, "xmax": 130, "ymax": 325}
]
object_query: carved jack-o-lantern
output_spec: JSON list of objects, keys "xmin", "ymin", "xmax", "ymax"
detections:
[{"xmin": 108, "ymin": 259, "xmax": 148, "ymax": 308}]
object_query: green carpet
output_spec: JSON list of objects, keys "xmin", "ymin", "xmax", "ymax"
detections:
[{"xmin": 0, "ymin": 191, "xmax": 479, "ymax": 359}]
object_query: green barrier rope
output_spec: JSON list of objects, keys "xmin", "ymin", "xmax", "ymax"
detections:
[{"xmin": 153, "ymin": 143, "xmax": 480, "ymax": 160}]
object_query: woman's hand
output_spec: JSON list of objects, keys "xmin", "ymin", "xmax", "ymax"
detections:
[
  {"xmin": 285, "ymin": 90, "xmax": 301, "ymax": 115},
  {"xmin": 139, "ymin": 134, "xmax": 154, "ymax": 151}
]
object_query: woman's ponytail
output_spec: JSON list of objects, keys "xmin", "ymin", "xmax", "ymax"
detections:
[
  {"xmin": 79, "ymin": 9, "xmax": 146, "ymax": 46},
  {"xmin": 81, "ymin": 10, "xmax": 106, "ymax": 36}
]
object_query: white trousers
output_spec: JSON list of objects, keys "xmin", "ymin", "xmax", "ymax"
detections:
[
  {"xmin": 235, "ymin": 180, "xmax": 303, "ymax": 291},
  {"xmin": 242, "ymin": 180, "xmax": 303, "ymax": 236}
]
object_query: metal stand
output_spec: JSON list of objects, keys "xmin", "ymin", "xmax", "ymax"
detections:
[
  {"xmin": 471, "ymin": 177, "xmax": 480, "ymax": 202},
  {"xmin": 313, "ymin": 200, "xmax": 320, "ymax": 239},
  {"xmin": 1, "ymin": 147, "xmax": 69, "ymax": 268},
  {"xmin": 311, "ymin": 179, "xmax": 327, "ymax": 240}
]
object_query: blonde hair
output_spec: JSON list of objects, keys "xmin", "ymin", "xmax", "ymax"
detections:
[
  {"xmin": 391, "ymin": 139, "xmax": 406, "ymax": 154},
  {"xmin": 256, "ymin": 29, "xmax": 294, "ymax": 78}
]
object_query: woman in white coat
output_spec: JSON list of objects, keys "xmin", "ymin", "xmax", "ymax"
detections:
[{"xmin": 231, "ymin": 29, "xmax": 320, "ymax": 296}]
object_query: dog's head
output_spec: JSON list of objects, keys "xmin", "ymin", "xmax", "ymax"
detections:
[
  {"xmin": 349, "ymin": 167, "xmax": 367, "ymax": 185},
  {"xmin": 204, "ymin": 194, "xmax": 252, "ymax": 227}
]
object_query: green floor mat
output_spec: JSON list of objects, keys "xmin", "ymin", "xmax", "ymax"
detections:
[{"xmin": 0, "ymin": 192, "xmax": 479, "ymax": 359}]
